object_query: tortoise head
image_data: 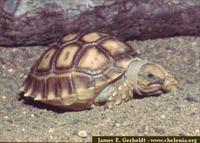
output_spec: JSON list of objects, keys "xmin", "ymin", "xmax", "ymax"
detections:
[{"xmin": 125, "ymin": 58, "xmax": 177, "ymax": 96}]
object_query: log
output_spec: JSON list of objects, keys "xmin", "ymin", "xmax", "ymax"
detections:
[{"xmin": 0, "ymin": 0, "xmax": 200, "ymax": 47}]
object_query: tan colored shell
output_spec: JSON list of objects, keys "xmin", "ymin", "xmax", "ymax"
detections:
[{"xmin": 20, "ymin": 32, "xmax": 137, "ymax": 110}]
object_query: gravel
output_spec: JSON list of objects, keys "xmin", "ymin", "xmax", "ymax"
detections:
[{"xmin": 0, "ymin": 36, "xmax": 199, "ymax": 142}]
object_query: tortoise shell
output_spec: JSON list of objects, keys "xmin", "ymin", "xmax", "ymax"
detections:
[{"xmin": 20, "ymin": 32, "xmax": 137, "ymax": 110}]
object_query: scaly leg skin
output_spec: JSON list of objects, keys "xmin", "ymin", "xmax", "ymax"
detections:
[{"xmin": 94, "ymin": 78, "xmax": 134, "ymax": 109}]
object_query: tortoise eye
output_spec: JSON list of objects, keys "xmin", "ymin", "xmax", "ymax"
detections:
[
  {"xmin": 145, "ymin": 73, "xmax": 165, "ymax": 85},
  {"xmin": 145, "ymin": 73, "xmax": 156, "ymax": 81}
]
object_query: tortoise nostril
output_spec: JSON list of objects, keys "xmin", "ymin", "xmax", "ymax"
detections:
[
  {"xmin": 157, "ymin": 78, "xmax": 165, "ymax": 85},
  {"xmin": 147, "ymin": 77, "xmax": 165, "ymax": 86},
  {"xmin": 161, "ymin": 78, "xmax": 165, "ymax": 84}
]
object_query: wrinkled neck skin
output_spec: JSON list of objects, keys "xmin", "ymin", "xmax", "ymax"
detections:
[
  {"xmin": 124, "ymin": 58, "xmax": 146, "ymax": 96},
  {"xmin": 124, "ymin": 58, "xmax": 163, "ymax": 96}
]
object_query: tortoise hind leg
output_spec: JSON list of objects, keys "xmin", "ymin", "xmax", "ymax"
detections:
[{"xmin": 94, "ymin": 79, "xmax": 134, "ymax": 108}]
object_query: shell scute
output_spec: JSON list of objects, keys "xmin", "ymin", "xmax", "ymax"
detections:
[
  {"xmin": 62, "ymin": 33, "xmax": 79, "ymax": 42},
  {"xmin": 77, "ymin": 46, "xmax": 110, "ymax": 72},
  {"xmin": 55, "ymin": 44, "xmax": 80, "ymax": 70},
  {"xmin": 101, "ymin": 38, "xmax": 134, "ymax": 57},
  {"xmin": 59, "ymin": 77, "xmax": 71, "ymax": 98},
  {"xmin": 37, "ymin": 47, "xmax": 57, "ymax": 72},
  {"xmin": 81, "ymin": 32, "xmax": 102, "ymax": 42}
]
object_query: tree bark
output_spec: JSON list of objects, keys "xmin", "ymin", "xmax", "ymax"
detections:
[{"xmin": 0, "ymin": 0, "xmax": 200, "ymax": 47}]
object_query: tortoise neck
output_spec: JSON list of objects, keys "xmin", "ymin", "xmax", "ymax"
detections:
[{"xmin": 124, "ymin": 58, "xmax": 147, "ymax": 96}]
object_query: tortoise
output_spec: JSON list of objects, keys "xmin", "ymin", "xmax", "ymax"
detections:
[{"xmin": 20, "ymin": 32, "xmax": 177, "ymax": 110}]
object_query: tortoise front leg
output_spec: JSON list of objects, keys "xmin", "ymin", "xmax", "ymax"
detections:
[{"xmin": 94, "ymin": 79, "xmax": 134, "ymax": 108}]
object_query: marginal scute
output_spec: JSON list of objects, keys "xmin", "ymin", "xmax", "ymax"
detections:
[
  {"xmin": 34, "ymin": 94, "xmax": 43, "ymax": 100},
  {"xmin": 46, "ymin": 77, "xmax": 58, "ymax": 99},
  {"xmin": 24, "ymin": 78, "xmax": 36, "ymax": 97},
  {"xmin": 94, "ymin": 76, "xmax": 113, "ymax": 96},
  {"xmin": 56, "ymin": 44, "xmax": 80, "ymax": 69},
  {"xmin": 21, "ymin": 75, "xmax": 32, "ymax": 96},
  {"xmin": 104, "ymin": 68, "xmax": 123, "ymax": 80},
  {"xmin": 82, "ymin": 32, "xmax": 101, "ymax": 42},
  {"xmin": 77, "ymin": 47, "xmax": 110, "ymax": 71},
  {"xmin": 72, "ymin": 73, "xmax": 92, "ymax": 92},
  {"xmin": 58, "ymin": 77, "xmax": 71, "ymax": 98},
  {"xmin": 62, "ymin": 94, "xmax": 78, "ymax": 105},
  {"xmin": 37, "ymin": 48, "xmax": 56, "ymax": 72},
  {"xmin": 77, "ymin": 87, "xmax": 94, "ymax": 100},
  {"xmin": 95, "ymin": 76, "xmax": 109, "ymax": 87},
  {"xmin": 116, "ymin": 58, "xmax": 133, "ymax": 69},
  {"xmin": 34, "ymin": 79, "xmax": 46, "ymax": 100}
]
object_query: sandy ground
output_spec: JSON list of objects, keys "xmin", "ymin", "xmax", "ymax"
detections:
[{"xmin": 0, "ymin": 36, "xmax": 199, "ymax": 142}]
